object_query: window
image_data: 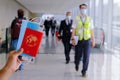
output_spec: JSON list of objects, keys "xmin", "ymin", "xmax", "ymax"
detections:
[
  {"xmin": 95, "ymin": 0, "xmax": 100, "ymax": 27},
  {"xmin": 112, "ymin": 0, "xmax": 120, "ymax": 49},
  {"xmin": 102, "ymin": 0, "xmax": 109, "ymax": 43}
]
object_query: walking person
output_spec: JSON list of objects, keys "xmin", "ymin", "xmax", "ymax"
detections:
[
  {"xmin": 11, "ymin": 9, "xmax": 26, "ymax": 70},
  {"xmin": 51, "ymin": 17, "xmax": 56, "ymax": 37},
  {"xmin": 44, "ymin": 17, "xmax": 52, "ymax": 38},
  {"xmin": 58, "ymin": 11, "xmax": 73, "ymax": 64},
  {"xmin": 71, "ymin": 4, "xmax": 95, "ymax": 77}
]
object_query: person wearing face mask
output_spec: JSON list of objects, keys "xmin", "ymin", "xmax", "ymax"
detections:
[
  {"xmin": 58, "ymin": 11, "xmax": 73, "ymax": 64},
  {"xmin": 71, "ymin": 4, "xmax": 95, "ymax": 77},
  {"xmin": 10, "ymin": 9, "xmax": 26, "ymax": 71}
]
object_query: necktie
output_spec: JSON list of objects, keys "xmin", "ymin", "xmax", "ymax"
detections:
[{"xmin": 68, "ymin": 20, "xmax": 70, "ymax": 25}]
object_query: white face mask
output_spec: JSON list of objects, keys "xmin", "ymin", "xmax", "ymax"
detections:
[
  {"xmin": 80, "ymin": 9, "xmax": 87, "ymax": 15},
  {"xmin": 67, "ymin": 16, "xmax": 72, "ymax": 20}
]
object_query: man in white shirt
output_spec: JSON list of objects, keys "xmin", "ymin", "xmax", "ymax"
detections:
[{"xmin": 71, "ymin": 3, "xmax": 95, "ymax": 77}]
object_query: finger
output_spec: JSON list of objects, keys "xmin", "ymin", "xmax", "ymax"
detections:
[
  {"xmin": 16, "ymin": 59, "xmax": 22, "ymax": 68},
  {"xmin": 9, "ymin": 50, "xmax": 17, "ymax": 54},
  {"xmin": 17, "ymin": 58, "xmax": 22, "ymax": 63},
  {"xmin": 16, "ymin": 48, "xmax": 24, "ymax": 56}
]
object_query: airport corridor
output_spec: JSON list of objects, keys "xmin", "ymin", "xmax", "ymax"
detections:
[{"xmin": 4, "ymin": 36, "xmax": 120, "ymax": 80}]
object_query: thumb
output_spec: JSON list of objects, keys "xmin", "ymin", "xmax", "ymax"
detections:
[{"xmin": 16, "ymin": 48, "xmax": 24, "ymax": 56}]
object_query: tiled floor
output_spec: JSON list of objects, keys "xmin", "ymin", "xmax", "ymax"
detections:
[{"xmin": 0, "ymin": 36, "xmax": 120, "ymax": 80}]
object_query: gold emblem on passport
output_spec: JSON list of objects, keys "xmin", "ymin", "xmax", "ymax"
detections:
[{"xmin": 25, "ymin": 34, "xmax": 38, "ymax": 47}]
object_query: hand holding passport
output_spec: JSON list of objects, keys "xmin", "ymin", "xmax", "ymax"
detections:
[{"xmin": 17, "ymin": 20, "xmax": 43, "ymax": 61}]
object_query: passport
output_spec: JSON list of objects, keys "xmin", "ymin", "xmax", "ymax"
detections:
[
  {"xmin": 17, "ymin": 20, "xmax": 43, "ymax": 58},
  {"xmin": 21, "ymin": 28, "xmax": 43, "ymax": 57}
]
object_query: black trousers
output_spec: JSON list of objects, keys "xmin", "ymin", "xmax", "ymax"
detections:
[
  {"xmin": 51, "ymin": 27, "xmax": 55, "ymax": 36},
  {"xmin": 45, "ymin": 26, "xmax": 50, "ymax": 37},
  {"xmin": 62, "ymin": 37, "xmax": 72, "ymax": 62},
  {"xmin": 75, "ymin": 39, "xmax": 91, "ymax": 74}
]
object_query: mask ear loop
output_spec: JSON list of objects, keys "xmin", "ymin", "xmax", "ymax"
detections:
[{"xmin": 30, "ymin": 17, "xmax": 44, "ymax": 31}]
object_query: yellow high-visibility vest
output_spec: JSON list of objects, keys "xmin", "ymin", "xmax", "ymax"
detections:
[{"xmin": 75, "ymin": 16, "xmax": 91, "ymax": 40}]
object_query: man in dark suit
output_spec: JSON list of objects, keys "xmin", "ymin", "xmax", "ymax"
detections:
[
  {"xmin": 58, "ymin": 12, "xmax": 73, "ymax": 64},
  {"xmin": 44, "ymin": 17, "xmax": 52, "ymax": 38}
]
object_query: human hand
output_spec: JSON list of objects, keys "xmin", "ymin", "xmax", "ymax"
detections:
[
  {"xmin": 57, "ymin": 38, "xmax": 62, "ymax": 42},
  {"xmin": 91, "ymin": 39, "xmax": 95, "ymax": 48},
  {"xmin": 57, "ymin": 36, "xmax": 62, "ymax": 42},
  {"xmin": 0, "ymin": 49, "xmax": 23, "ymax": 80},
  {"xmin": 71, "ymin": 39, "xmax": 76, "ymax": 46},
  {"xmin": 4, "ymin": 48, "xmax": 24, "ymax": 73}
]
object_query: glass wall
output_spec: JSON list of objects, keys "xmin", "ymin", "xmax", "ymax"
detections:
[
  {"xmin": 112, "ymin": 0, "xmax": 120, "ymax": 50},
  {"xmin": 103, "ymin": 0, "xmax": 109, "ymax": 44},
  {"xmin": 89, "ymin": 0, "xmax": 120, "ymax": 54},
  {"xmin": 90, "ymin": 0, "xmax": 113, "ymax": 48},
  {"xmin": 89, "ymin": 0, "xmax": 95, "ymax": 24},
  {"xmin": 95, "ymin": 0, "xmax": 100, "ymax": 27}
]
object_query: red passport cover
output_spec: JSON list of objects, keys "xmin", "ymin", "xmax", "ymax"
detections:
[{"xmin": 21, "ymin": 28, "xmax": 43, "ymax": 57}]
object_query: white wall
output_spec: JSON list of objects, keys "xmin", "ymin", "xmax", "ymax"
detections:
[{"xmin": 0, "ymin": 0, "xmax": 30, "ymax": 40}]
